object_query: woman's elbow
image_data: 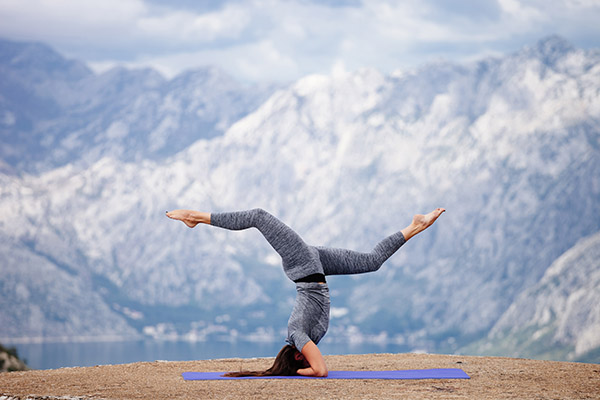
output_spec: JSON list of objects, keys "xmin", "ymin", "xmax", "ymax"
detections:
[{"xmin": 315, "ymin": 367, "xmax": 328, "ymax": 377}]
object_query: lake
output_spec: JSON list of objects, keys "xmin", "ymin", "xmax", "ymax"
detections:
[{"xmin": 13, "ymin": 340, "xmax": 411, "ymax": 370}]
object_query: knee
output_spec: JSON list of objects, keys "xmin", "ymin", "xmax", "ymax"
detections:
[
  {"xmin": 251, "ymin": 208, "xmax": 269, "ymax": 219},
  {"xmin": 250, "ymin": 208, "xmax": 271, "ymax": 224},
  {"xmin": 366, "ymin": 255, "xmax": 384, "ymax": 272},
  {"xmin": 369, "ymin": 263, "xmax": 383, "ymax": 273}
]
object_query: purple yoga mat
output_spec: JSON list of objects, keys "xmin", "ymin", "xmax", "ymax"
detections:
[{"xmin": 182, "ymin": 368, "xmax": 470, "ymax": 380}]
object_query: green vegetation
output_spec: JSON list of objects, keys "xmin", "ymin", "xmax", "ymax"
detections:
[
  {"xmin": 0, "ymin": 342, "xmax": 29, "ymax": 372},
  {"xmin": 0, "ymin": 343, "xmax": 19, "ymax": 358}
]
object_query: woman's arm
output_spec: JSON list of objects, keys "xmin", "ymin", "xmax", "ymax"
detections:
[{"xmin": 296, "ymin": 341, "xmax": 328, "ymax": 377}]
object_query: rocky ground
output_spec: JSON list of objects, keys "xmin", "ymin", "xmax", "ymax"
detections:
[{"xmin": 1, "ymin": 353, "xmax": 599, "ymax": 399}]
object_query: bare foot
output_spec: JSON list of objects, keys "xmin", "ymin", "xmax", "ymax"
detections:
[
  {"xmin": 165, "ymin": 209, "xmax": 210, "ymax": 228},
  {"xmin": 401, "ymin": 208, "xmax": 445, "ymax": 241}
]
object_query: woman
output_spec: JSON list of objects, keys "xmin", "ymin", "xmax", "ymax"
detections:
[{"xmin": 166, "ymin": 207, "xmax": 445, "ymax": 377}]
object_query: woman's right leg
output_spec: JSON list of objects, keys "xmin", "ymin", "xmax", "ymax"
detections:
[
  {"xmin": 166, "ymin": 210, "xmax": 210, "ymax": 228},
  {"xmin": 209, "ymin": 209, "xmax": 310, "ymax": 262},
  {"xmin": 168, "ymin": 208, "xmax": 320, "ymax": 280},
  {"xmin": 211, "ymin": 209, "xmax": 325, "ymax": 281}
]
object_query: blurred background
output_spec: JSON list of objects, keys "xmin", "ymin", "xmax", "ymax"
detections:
[{"xmin": 0, "ymin": 0, "xmax": 599, "ymax": 370}]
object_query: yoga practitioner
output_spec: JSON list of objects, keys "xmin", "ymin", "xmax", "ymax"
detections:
[{"xmin": 166, "ymin": 207, "xmax": 445, "ymax": 377}]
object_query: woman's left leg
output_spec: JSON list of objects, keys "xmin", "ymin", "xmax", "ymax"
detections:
[
  {"xmin": 317, "ymin": 231, "xmax": 406, "ymax": 276},
  {"xmin": 317, "ymin": 208, "xmax": 445, "ymax": 276}
]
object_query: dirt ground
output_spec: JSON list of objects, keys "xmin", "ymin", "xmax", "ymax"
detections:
[{"xmin": 1, "ymin": 352, "xmax": 599, "ymax": 399}]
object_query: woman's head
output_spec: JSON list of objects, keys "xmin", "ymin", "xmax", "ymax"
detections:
[{"xmin": 222, "ymin": 345, "xmax": 307, "ymax": 377}]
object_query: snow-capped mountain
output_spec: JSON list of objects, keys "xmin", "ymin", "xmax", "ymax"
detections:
[
  {"xmin": 0, "ymin": 38, "xmax": 278, "ymax": 173},
  {"xmin": 463, "ymin": 232, "xmax": 600, "ymax": 362},
  {"xmin": 0, "ymin": 36, "xmax": 598, "ymax": 361}
]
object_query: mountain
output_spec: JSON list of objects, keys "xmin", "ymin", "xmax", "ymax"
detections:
[
  {"xmin": 0, "ymin": 38, "xmax": 279, "ymax": 173},
  {"xmin": 0, "ymin": 227, "xmax": 139, "ymax": 341},
  {"xmin": 0, "ymin": 36, "xmax": 599, "ymax": 361},
  {"xmin": 461, "ymin": 232, "xmax": 600, "ymax": 362}
]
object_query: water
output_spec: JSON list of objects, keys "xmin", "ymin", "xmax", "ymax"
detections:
[{"xmin": 13, "ymin": 340, "xmax": 410, "ymax": 370}]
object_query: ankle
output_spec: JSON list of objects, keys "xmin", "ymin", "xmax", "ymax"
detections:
[
  {"xmin": 400, "ymin": 224, "xmax": 418, "ymax": 241},
  {"xmin": 191, "ymin": 211, "xmax": 210, "ymax": 225}
]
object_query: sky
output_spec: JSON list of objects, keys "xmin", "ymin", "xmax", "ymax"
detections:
[{"xmin": 0, "ymin": 0, "xmax": 599, "ymax": 83}]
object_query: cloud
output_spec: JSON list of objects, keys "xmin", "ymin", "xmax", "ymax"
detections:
[
  {"xmin": 0, "ymin": 0, "xmax": 145, "ymax": 43},
  {"xmin": 136, "ymin": 4, "xmax": 251, "ymax": 44},
  {"xmin": 126, "ymin": 39, "xmax": 301, "ymax": 82},
  {"xmin": 0, "ymin": 0, "xmax": 599, "ymax": 82},
  {"xmin": 0, "ymin": 0, "xmax": 252, "ymax": 54}
]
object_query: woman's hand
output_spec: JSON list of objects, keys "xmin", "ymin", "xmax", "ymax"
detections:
[{"xmin": 296, "ymin": 341, "xmax": 328, "ymax": 377}]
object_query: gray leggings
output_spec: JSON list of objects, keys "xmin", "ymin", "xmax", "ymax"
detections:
[{"xmin": 211, "ymin": 208, "xmax": 406, "ymax": 281}]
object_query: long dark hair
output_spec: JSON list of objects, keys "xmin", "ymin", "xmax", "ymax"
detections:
[{"xmin": 222, "ymin": 345, "xmax": 305, "ymax": 377}]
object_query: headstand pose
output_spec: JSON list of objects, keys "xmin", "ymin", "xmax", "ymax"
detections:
[{"xmin": 166, "ymin": 207, "xmax": 445, "ymax": 377}]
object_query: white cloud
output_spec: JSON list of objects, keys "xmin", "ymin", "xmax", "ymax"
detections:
[
  {"xmin": 0, "ymin": 0, "xmax": 145, "ymax": 43},
  {"xmin": 131, "ymin": 39, "xmax": 300, "ymax": 82},
  {"xmin": 0, "ymin": 0, "xmax": 599, "ymax": 82},
  {"xmin": 497, "ymin": 0, "xmax": 545, "ymax": 28},
  {"xmin": 0, "ymin": 0, "xmax": 250, "ymax": 49},
  {"xmin": 136, "ymin": 4, "xmax": 251, "ymax": 43}
]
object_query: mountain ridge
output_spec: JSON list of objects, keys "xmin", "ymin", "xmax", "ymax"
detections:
[
  {"xmin": 0, "ymin": 37, "xmax": 280, "ymax": 172},
  {"xmin": 0, "ymin": 36, "xmax": 598, "ymax": 362}
]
